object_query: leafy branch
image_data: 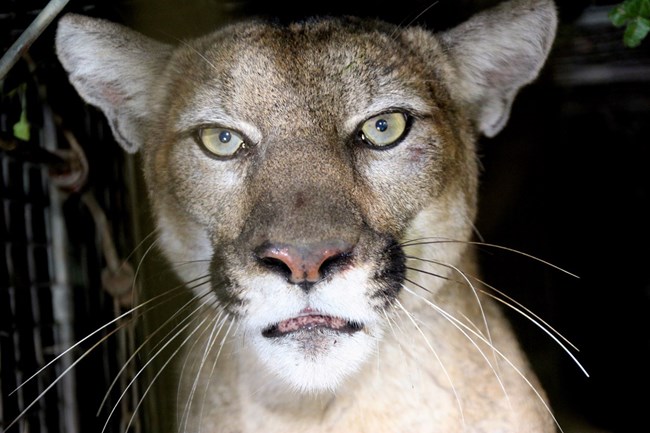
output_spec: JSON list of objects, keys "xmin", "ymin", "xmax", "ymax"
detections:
[{"xmin": 609, "ymin": 0, "xmax": 650, "ymax": 47}]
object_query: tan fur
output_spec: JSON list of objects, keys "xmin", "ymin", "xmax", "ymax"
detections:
[{"xmin": 55, "ymin": 1, "xmax": 559, "ymax": 431}]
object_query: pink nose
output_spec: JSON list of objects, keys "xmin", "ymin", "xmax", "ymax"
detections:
[{"xmin": 255, "ymin": 241, "xmax": 354, "ymax": 286}]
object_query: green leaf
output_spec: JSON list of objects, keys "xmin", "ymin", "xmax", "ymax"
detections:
[
  {"xmin": 12, "ymin": 83, "xmax": 30, "ymax": 142},
  {"xmin": 624, "ymin": 16, "xmax": 650, "ymax": 47},
  {"xmin": 611, "ymin": 0, "xmax": 650, "ymax": 46},
  {"xmin": 13, "ymin": 110, "xmax": 30, "ymax": 141},
  {"xmin": 609, "ymin": 0, "xmax": 643, "ymax": 26},
  {"xmin": 640, "ymin": 0, "xmax": 650, "ymax": 18},
  {"xmin": 614, "ymin": 0, "xmax": 649, "ymax": 19},
  {"xmin": 626, "ymin": 0, "xmax": 644, "ymax": 16},
  {"xmin": 610, "ymin": 5, "xmax": 630, "ymax": 27}
]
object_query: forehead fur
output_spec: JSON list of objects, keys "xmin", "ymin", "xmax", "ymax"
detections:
[
  {"xmin": 163, "ymin": 17, "xmax": 450, "ymax": 135},
  {"xmin": 56, "ymin": 1, "xmax": 556, "ymax": 152}
]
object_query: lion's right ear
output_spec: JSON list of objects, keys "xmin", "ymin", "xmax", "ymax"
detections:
[{"xmin": 55, "ymin": 14, "xmax": 172, "ymax": 153}]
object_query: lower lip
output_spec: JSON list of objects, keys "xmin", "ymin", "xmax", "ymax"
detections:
[{"xmin": 262, "ymin": 315, "xmax": 363, "ymax": 338}]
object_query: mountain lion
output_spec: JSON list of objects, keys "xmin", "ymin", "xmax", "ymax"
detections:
[{"xmin": 55, "ymin": 0, "xmax": 561, "ymax": 431}]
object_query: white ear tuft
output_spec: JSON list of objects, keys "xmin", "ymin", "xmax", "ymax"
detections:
[
  {"xmin": 55, "ymin": 14, "xmax": 172, "ymax": 153},
  {"xmin": 440, "ymin": 0, "xmax": 558, "ymax": 137}
]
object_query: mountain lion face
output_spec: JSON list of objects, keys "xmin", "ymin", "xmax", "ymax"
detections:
[
  {"xmin": 143, "ymin": 19, "xmax": 480, "ymax": 391},
  {"xmin": 55, "ymin": 0, "xmax": 560, "ymax": 430}
]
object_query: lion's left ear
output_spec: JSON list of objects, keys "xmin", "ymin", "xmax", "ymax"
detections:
[{"xmin": 440, "ymin": 0, "xmax": 558, "ymax": 137}]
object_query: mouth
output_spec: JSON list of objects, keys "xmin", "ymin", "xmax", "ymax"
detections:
[{"xmin": 262, "ymin": 314, "xmax": 364, "ymax": 338}]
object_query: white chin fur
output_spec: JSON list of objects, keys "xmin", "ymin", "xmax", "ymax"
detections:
[
  {"xmin": 232, "ymin": 265, "xmax": 382, "ymax": 392},
  {"xmin": 251, "ymin": 326, "xmax": 380, "ymax": 393}
]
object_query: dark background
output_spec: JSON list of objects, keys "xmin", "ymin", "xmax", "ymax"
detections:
[{"xmin": 2, "ymin": 1, "xmax": 648, "ymax": 432}]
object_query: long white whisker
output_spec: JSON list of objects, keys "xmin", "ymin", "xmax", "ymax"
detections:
[
  {"xmin": 469, "ymin": 219, "xmax": 486, "ymax": 243},
  {"xmin": 477, "ymin": 280, "xmax": 581, "ymax": 353},
  {"xmin": 472, "ymin": 241, "xmax": 578, "ymax": 278},
  {"xmin": 394, "ymin": 299, "xmax": 465, "ymax": 427},
  {"xmin": 403, "ymin": 238, "xmax": 579, "ymax": 278},
  {"xmin": 404, "ymin": 264, "xmax": 449, "ymax": 281},
  {"xmin": 382, "ymin": 309, "xmax": 418, "ymax": 389},
  {"xmin": 400, "ymin": 283, "xmax": 512, "ymax": 411},
  {"xmin": 3, "ymin": 323, "xmax": 123, "ymax": 432},
  {"xmin": 407, "ymin": 256, "xmax": 586, "ymax": 371},
  {"xmin": 140, "ymin": 284, "xmax": 213, "ymax": 359},
  {"xmin": 9, "ymin": 274, "xmax": 207, "ymax": 402},
  {"xmin": 97, "ymin": 284, "xmax": 214, "ymax": 415},
  {"xmin": 180, "ymin": 310, "xmax": 228, "ymax": 433},
  {"xmin": 107, "ymin": 308, "xmax": 215, "ymax": 433},
  {"xmin": 400, "ymin": 235, "xmax": 447, "ymax": 247},
  {"xmin": 6, "ymin": 276, "xmax": 212, "ymax": 432},
  {"xmin": 481, "ymin": 290, "xmax": 589, "ymax": 378},
  {"xmin": 197, "ymin": 316, "xmax": 235, "ymax": 433},
  {"xmin": 178, "ymin": 38, "xmax": 219, "ymax": 71},
  {"xmin": 400, "ymin": 286, "xmax": 564, "ymax": 433},
  {"xmin": 129, "ymin": 234, "xmax": 162, "ymax": 306},
  {"xmin": 125, "ymin": 229, "xmax": 160, "ymax": 265},
  {"xmin": 405, "ymin": 256, "xmax": 498, "ymax": 377},
  {"xmin": 175, "ymin": 316, "xmax": 215, "ymax": 426},
  {"xmin": 390, "ymin": 1, "xmax": 440, "ymax": 39},
  {"xmin": 174, "ymin": 304, "xmax": 224, "ymax": 431}
]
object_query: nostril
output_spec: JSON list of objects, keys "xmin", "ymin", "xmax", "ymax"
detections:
[
  {"xmin": 258, "ymin": 256, "xmax": 293, "ymax": 279},
  {"xmin": 254, "ymin": 241, "xmax": 354, "ymax": 287},
  {"xmin": 319, "ymin": 251, "xmax": 352, "ymax": 278}
]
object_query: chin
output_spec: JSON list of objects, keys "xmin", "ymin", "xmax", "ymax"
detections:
[{"xmin": 251, "ymin": 321, "xmax": 381, "ymax": 393}]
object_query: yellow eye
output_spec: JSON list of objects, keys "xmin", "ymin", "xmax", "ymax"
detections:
[
  {"xmin": 360, "ymin": 112, "xmax": 408, "ymax": 148},
  {"xmin": 198, "ymin": 127, "xmax": 245, "ymax": 157}
]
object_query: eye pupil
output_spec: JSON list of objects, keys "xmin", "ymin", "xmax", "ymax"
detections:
[
  {"xmin": 219, "ymin": 130, "xmax": 232, "ymax": 143},
  {"xmin": 375, "ymin": 119, "xmax": 388, "ymax": 132},
  {"xmin": 359, "ymin": 112, "xmax": 408, "ymax": 148},
  {"xmin": 197, "ymin": 127, "xmax": 245, "ymax": 158}
]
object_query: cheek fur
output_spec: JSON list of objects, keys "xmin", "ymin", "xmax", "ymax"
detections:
[{"xmin": 165, "ymin": 142, "xmax": 250, "ymax": 237}]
